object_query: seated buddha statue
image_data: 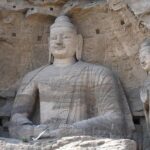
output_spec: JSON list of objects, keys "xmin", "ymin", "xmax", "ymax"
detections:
[{"xmin": 9, "ymin": 15, "xmax": 134, "ymax": 140}]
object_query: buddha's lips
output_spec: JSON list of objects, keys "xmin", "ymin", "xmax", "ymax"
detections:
[{"xmin": 53, "ymin": 46, "xmax": 65, "ymax": 50}]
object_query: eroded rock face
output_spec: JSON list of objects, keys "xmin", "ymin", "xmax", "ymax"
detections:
[
  {"xmin": 10, "ymin": 15, "xmax": 134, "ymax": 142},
  {"xmin": 0, "ymin": 0, "xmax": 150, "ymax": 149},
  {"xmin": 51, "ymin": 136, "xmax": 137, "ymax": 150},
  {"xmin": 0, "ymin": 136, "xmax": 137, "ymax": 150}
]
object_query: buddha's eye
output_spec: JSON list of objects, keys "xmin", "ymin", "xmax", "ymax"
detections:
[
  {"xmin": 63, "ymin": 35, "xmax": 71, "ymax": 39},
  {"xmin": 50, "ymin": 36, "xmax": 56, "ymax": 40}
]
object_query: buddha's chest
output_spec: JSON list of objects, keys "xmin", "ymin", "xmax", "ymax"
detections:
[
  {"xmin": 37, "ymin": 73, "xmax": 88, "ymax": 124},
  {"xmin": 37, "ymin": 72, "xmax": 89, "ymax": 101}
]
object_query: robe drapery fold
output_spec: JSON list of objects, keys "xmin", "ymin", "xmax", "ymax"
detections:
[{"xmin": 12, "ymin": 61, "xmax": 135, "ymax": 138}]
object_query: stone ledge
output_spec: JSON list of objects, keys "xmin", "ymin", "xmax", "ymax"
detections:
[{"xmin": 0, "ymin": 136, "xmax": 137, "ymax": 150}]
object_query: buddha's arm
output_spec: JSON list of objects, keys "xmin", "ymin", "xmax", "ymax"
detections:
[
  {"xmin": 10, "ymin": 73, "xmax": 39, "ymax": 139},
  {"xmin": 71, "ymin": 70, "xmax": 123, "ymax": 135},
  {"xmin": 72, "ymin": 112, "xmax": 121, "ymax": 129},
  {"xmin": 11, "ymin": 74, "xmax": 37, "ymax": 125},
  {"xmin": 73, "ymin": 68, "xmax": 124, "ymax": 129},
  {"xmin": 40, "ymin": 112, "xmax": 121, "ymax": 139}
]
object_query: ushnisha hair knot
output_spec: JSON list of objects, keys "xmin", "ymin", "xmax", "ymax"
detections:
[{"xmin": 50, "ymin": 15, "xmax": 76, "ymax": 31}]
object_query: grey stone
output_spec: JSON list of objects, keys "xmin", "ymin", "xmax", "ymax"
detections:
[
  {"xmin": 9, "ymin": 17, "xmax": 135, "ymax": 150},
  {"xmin": 0, "ymin": 136, "xmax": 137, "ymax": 150},
  {"xmin": 139, "ymin": 38, "xmax": 150, "ymax": 133}
]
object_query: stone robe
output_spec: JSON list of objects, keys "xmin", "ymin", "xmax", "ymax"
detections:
[
  {"xmin": 140, "ymin": 76, "xmax": 150, "ymax": 129},
  {"xmin": 11, "ymin": 61, "xmax": 134, "ymax": 138}
]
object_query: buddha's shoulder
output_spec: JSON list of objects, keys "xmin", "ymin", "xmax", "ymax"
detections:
[
  {"xmin": 22, "ymin": 65, "xmax": 48, "ymax": 81},
  {"xmin": 78, "ymin": 61, "xmax": 113, "ymax": 75}
]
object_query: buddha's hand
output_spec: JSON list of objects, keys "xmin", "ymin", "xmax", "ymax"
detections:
[
  {"xmin": 49, "ymin": 124, "xmax": 82, "ymax": 138},
  {"xmin": 140, "ymin": 87, "xmax": 149, "ymax": 103},
  {"xmin": 17, "ymin": 124, "xmax": 48, "ymax": 141},
  {"xmin": 33, "ymin": 124, "xmax": 49, "ymax": 137},
  {"xmin": 32, "ymin": 124, "xmax": 74, "ymax": 140},
  {"xmin": 32, "ymin": 124, "xmax": 82, "ymax": 140}
]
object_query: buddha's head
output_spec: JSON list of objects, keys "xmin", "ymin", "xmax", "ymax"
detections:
[
  {"xmin": 139, "ymin": 38, "xmax": 150, "ymax": 72},
  {"xmin": 49, "ymin": 15, "xmax": 83, "ymax": 64}
]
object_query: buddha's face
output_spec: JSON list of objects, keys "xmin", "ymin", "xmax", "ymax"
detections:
[
  {"xmin": 139, "ymin": 48, "xmax": 150, "ymax": 71},
  {"xmin": 50, "ymin": 26, "xmax": 78, "ymax": 59}
]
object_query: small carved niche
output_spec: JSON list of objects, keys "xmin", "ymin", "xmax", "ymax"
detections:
[
  {"xmin": 133, "ymin": 116, "xmax": 140, "ymax": 125},
  {"xmin": 120, "ymin": 20, "xmax": 125, "ymax": 25},
  {"xmin": 37, "ymin": 35, "xmax": 42, "ymax": 41},
  {"xmin": 0, "ymin": 119, "xmax": 2, "ymax": 126},
  {"xmin": 12, "ymin": 33, "xmax": 16, "ymax": 37},
  {"xmin": 50, "ymin": 7, "xmax": 53, "ymax": 11},
  {"xmin": 96, "ymin": 29, "xmax": 100, "ymax": 34}
]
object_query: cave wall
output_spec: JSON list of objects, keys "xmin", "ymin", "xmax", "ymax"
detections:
[{"xmin": 0, "ymin": 0, "xmax": 150, "ymax": 149}]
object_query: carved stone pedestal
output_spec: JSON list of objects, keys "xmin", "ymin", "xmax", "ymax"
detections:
[{"xmin": 0, "ymin": 136, "xmax": 136, "ymax": 150}]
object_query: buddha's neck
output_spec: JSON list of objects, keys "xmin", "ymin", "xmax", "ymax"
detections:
[{"xmin": 53, "ymin": 57, "xmax": 76, "ymax": 67}]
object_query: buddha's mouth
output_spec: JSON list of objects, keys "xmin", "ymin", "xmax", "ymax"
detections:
[
  {"xmin": 54, "ymin": 49, "xmax": 66, "ymax": 54},
  {"xmin": 53, "ymin": 46, "xmax": 65, "ymax": 50}
]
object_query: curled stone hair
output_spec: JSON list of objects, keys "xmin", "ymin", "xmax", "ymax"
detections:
[{"xmin": 140, "ymin": 38, "xmax": 150, "ymax": 52}]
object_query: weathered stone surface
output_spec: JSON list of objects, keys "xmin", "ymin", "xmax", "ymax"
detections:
[
  {"xmin": 1, "ymin": 0, "xmax": 150, "ymax": 149},
  {"xmin": 0, "ymin": 0, "xmax": 148, "ymax": 117},
  {"xmin": 126, "ymin": 0, "xmax": 150, "ymax": 16},
  {"xmin": 0, "ymin": 100, "xmax": 13, "ymax": 117},
  {"xmin": 0, "ymin": 136, "xmax": 137, "ymax": 150},
  {"xmin": 27, "ymin": 0, "xmax": 69, "ymax": 6},
  {"xmin": 10, "ymin": 16, "xmax": 134, "ymax": 141},
  {"xmin": 126, "ymin": 0, "xmax": 150, "ymax": 29},
  {"xmin": 51, "ymin": 136, "xmax": 137, "ymax": 150},
  {"xmin": 139, "ymin": 38, "xmax": 150, "ymax": 147},
  {"xmin": 26, "ymin": 6, "xmax": 60, "ymax": 17}
]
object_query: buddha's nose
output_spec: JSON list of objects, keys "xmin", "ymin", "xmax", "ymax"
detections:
[{"xmin": 56, "ymin": 35, "xmax": 62, "ymax": 45}]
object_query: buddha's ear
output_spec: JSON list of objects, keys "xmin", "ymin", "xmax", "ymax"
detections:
[
  {"xmin": 76, "ymin": 34, "xmax": 83, "ymax": 61},
  {"xmin": 48, "ymin": 37, "xmax": 53, "ymax": 64}
]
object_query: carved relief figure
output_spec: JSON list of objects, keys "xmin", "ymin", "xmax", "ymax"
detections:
[
  {"xmin": 9, "ymin": 16, "xmax": 134, "ymax": 140},
  {"xmin": 139, "ymin": 38, "xmax": 150, "ymax": 130}
]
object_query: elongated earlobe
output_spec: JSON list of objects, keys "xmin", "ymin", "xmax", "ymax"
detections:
[
  {"xmin": 48, "ymin": 37, "xmax": 53, "ymax": 64},
  {"xmin": 76, "ymin": 34, "xmax": 83, "ymax": 60}
]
